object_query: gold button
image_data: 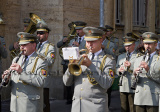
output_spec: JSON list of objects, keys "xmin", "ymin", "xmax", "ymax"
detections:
[
  {"xmin": 17, "ymin": 88, "xmax": 19, "ymax": 90},
  {"xmin": 144, "ymin": 88, "xmax": 146, "ymax": 90},
  {"xmin": 17, "ymin": 96, "xmax": 18, "ymax": 98},
  {"xmin": 144, "ymin": 82, "xmax": 146, "ymax": 83},
  {"xmin": 83, "ymin": 79, "xmax": 85, "ymax": 82},
  {"xmin": 80, "ymin": 97, "xmax": 82, "ymax": 100},
  {"xmin": 81, "ymin": 88, "xmax": 83, "ymax": 91}
]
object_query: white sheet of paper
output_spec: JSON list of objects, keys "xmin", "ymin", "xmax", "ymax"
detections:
[{"xmin": 62, "ymin": 47, "xmax": 80, "ymax": 60}]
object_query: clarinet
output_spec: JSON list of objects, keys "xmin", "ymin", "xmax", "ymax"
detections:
[
  {"xmin": 131, "ymin": 49, "xmax": 149, "ymax": 90},
  {"xmin": 118, "ymin": 50, "xmax": 130, "ymax": 86},
  {"xmin": 0, "ymin": 52, "xmax": 22, "ymax": 90}
]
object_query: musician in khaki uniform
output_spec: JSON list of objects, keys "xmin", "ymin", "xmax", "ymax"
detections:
[
  {"xmin": 63, "ymin": 27, "xmax": 116, "ymax": 112},
  {"xmin": 116, "ymin": 36, "xmax": 137, "ymax": 112},
  {"xmin": 69, "ymin": 21, "xmax": 87, "ymax": 50},
  {"xmin": 36, "ymin": 22, "xmax": 56, "ymax": 112},
  {"xmin": 2, "ymin": 32, "xmax": 48, "ymax": 112},
  {"xmin": 133, "ymin": 32, "xmax": 160, "ymax": 112}
]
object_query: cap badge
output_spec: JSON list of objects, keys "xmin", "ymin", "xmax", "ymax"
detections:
[
  {"xmin": 147, "ymin": 34, "xmax": 150, "ymax": 38},
  {"xmin": 40, "ymin": 23, "xmax": 42, "ymax": 27},
  {"xmin": 88, "ymin": 30, "xmax": 92, "ymax": 34},
  {"xmin": 125, "ymin": 38, "xmax": 128, "ymax": 42},
  {"xmin": 21, "ymin": 34, "xmax": 23, "ymax": 38}
]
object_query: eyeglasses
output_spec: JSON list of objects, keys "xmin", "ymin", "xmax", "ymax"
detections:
[{"xmin": 37, "ymin": 31, "xmax": 45, "ymax": 35}]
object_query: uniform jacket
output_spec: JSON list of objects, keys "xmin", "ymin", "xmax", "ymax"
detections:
[
  {"xmin": 36, "ymin": 41, "xmax": 56, "ymax": 88},
  {"xmin": 0, "ymin": 36, "xmax": 7, "ymax": 74},
  {"xmin": 69, "ymin": 36, "xmax": 86, "ymax": 50},
  {"xmin": 102, "ymin": 39, "xmax": 116, "ymax": 58},
  {"xmin": 8, "ymin": 52, "xmax": 48, "ymax": 112},
  {"xmin": 116, "ymin": 51, "xmax": 138, "ymax": 93},
  {"xmin": 133, "ymin": 52, "xmax": 160, "ymax": 106},
  {"xmin": 63, "ymin": 51, "xmax": 116, "ymax": 112},
  {"xmin": 110, "ymin": 37, "xmax": 119, "ymax": 49}
]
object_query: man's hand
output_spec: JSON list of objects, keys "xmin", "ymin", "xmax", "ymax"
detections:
[
  {"xmin": 139, "ymin": 61, "xmax": 149, "ymax": 72},
  {"xmin": 10, "ymin": 63, "xmax": 23, "ymax": 74},
  {"xmin": 2, "ymin": 70, "xmax": 11, "ymax": 84},
  {"xmin": 2, "ymin": 70, "xmax": 10, "ymax": 79},
  {"xmin": 63, "ymin": 38, "xmax": 68, "ymax": 43},
  {"xmin": 72, "ymin": 41, "xmax": 79, "ymax": 47},
  {"xmin": 118, "ymin": 66, "xmax": 125, "ymax": 73},
  {"xmin": 133, "ymin": 67, "xmax": 141, "ymax": 76},
  {"xmin": 82, "ymin": 54, "xmax": 92, "ymax": 67},
  {"xmin": 124, "ymin": 61, "xmax": 131, "ymax": 67}
]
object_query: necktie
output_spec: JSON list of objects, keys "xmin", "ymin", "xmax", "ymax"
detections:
[
  {"xmin": 24, "ymin": 55, "xmax": 28, "ymax": 63},
  {"xmin": 38, "ymin": 43, "xmax": 42, "ymax": 49},
  {"xmin": 91, "ymin": 53, "xmax": 95, "ymax": 60},
  {"xmin": 22, "ymin": 55, "xmax": 28, "ymax": 66},
  {"xmin": 79, "ymin": 38, "xmax": 81, "ymax": 45}
]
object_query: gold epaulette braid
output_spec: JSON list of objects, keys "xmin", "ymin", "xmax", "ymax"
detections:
[
  {"xmin": 45, "ymin": 43, "xmax": 54, "ymax": 56},
  {"xmin": 87, "ymin": 55, "xmax": 107, "ymax": 85},
  {"xmin": 31, "ymin": 57, "xmax": 39, "ymax": 73}
]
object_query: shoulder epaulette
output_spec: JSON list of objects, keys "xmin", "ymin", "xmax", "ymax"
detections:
[
  {"xmin": 37, "ymin": 54, "xmax": 46, "ymax": 60},
  {"xmin": 48, "ymin": 42, "xmax": 55, "ymax": 47},
  {"xmin": 136, "ymin": 53, "xmax": 143, "ymax": 58},
  {"xmin": 105, "ymin": 54, "xmax": 114, "ymax": 60}
]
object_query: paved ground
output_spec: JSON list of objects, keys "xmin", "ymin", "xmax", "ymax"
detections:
[{"xmin": 1, "ymin": 90, "xmax": 121, "ymax": 112}]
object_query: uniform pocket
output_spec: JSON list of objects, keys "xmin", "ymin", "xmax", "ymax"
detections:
[
  {"xmin": 28, "ymin": 95, "xmax": 40, "ymax": 100},
  {"xmin": 91, "ymin": 98, "xmax": 106, "ymax": 104}
]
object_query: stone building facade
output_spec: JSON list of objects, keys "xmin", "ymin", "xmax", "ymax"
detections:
[{"xmin": 0, "ymin": 0, "xmax": 159, "ymax": 99}]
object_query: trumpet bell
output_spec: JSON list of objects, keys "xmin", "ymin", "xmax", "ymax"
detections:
[{"xmin": 68, "ymin": 63, "xmax": 82, "ymax": 76}]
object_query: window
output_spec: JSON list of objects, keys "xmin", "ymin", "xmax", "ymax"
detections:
[
  {"xmin": 133, "ymin": 0, "xmax": 146, "ymax": 26},
  {"xmin": 115, "ymin": 0, "xmax": 121, "ymax": 24},
  {"xmin": 155, "ymin": 0, "xmax": 160, "ymax": 28}
]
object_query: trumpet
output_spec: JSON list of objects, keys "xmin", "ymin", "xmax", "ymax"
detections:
[
  {"xmin": 68, "ymin": 49, "xmax": 89, "ymax": 76},
  {"xmin": 131, "ymin": 49, "xmax": 149, "ymax": 90}
]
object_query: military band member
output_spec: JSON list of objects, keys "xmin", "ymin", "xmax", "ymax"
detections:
[
  {"xmin": 133, "ymin": 32, "xmax": 160, "ymax": 112},
  {"xmin": 2, "ymin": 32, "xmax": 48, "ymax": 112},
  {"xmin": 36, "ymin": 21, "xmax": 56, "ymax": 112},
  {"xmin": 69, "ymin": 21, "xmax": 87, "ymax": 50},
  {"xmin": 116, "ymin": 36, "xmax": 137, "ymax": 112},
  {"xmin": 105, "ymin": 25, "xmax": 119, "ymax": 49},
  {"xmin": 97, "ymin": 26, "xmax": 116, "ymax": 107},
  {"xmin": 63, "ymin": 27, "xmax": 116, "ymax": 112},
  {"xmin": 9, "ymin": 18, "xmax": 31, "ymax": 59},
  {"xmin": 97, "ymin": 27, "xmax": 116, "ymax": 58}
]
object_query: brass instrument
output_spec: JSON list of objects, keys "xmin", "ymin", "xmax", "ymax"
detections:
[
  {"xmin": 59, "ymin": 23, "xmax": 77, "ymax": 58},
  {"xmin": 24, "ymin": 13, "xmax": 44, "ymax": 34},
  {"xmin": 68, "ymin": 49, "xmax": 88, "ymax": 76},
  {"xmin": 132, "ymin": 32, "xmax": 145, "ymax": 54},
  {"xmin": 10, "ymin": 13, "xmax": 44, "ymax": 59}
]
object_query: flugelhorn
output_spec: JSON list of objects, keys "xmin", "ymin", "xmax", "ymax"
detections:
[{"xmin": 68, "ymin": 49, "xmax": 88, "ymax": 76}]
